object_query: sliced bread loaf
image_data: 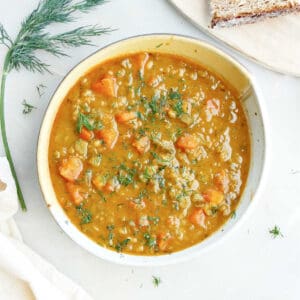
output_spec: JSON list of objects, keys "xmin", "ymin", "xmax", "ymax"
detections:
[{"xmin": 210, "ymin": 0, "xmax": 300, "ymax": 28}]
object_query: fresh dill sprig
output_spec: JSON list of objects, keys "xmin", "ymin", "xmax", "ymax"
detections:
[
  {"xmin": 269, "ymin": 225, "xmax": 284, "ymax": 239},
  {"xmin": 0, "ymin": 0, "xmax": 111, "ymax": 210},
  {"xmin": 152, "ymin": 276, "xmax": 162, "ymax": 287}
]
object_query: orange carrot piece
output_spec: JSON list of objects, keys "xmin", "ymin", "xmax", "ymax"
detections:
[
  {"xmin": 59, "ymin": 157, "xmax": 83, "ymax": 182},
  {"xmin": 189, "ymin": 208, "xmax": 206, "ymax": 227},
  {"xmin": 103, "ymin": 182, "xmax": 115, "ymax": 193},
  {"xmin": 132, "ymin": 136, "xmax": 150, "ymax": 154},
  {"xmin": 91, "ymin": 75, "xmax": 118, "ymax": 97},
  {"xmin": 66, "ymin": 182, "xmax": 84, "ymax": 205},
  {"xmin": 79, "ymin": 127, "xmax": 94, "ymax": 141},
  {"xmin": 115, "ymin": 111, "xmax": 137, "ymax": 123},
  {"xmin": 176, "ymin": 133, "xmax": 199, "ymax": 151},
  {"xmin": 95, "ymin": 128, "xmax": 119, "ymax": 149},
  {"xmin": 203, "ymin": 189, "xmax": 224, "ymax": 205}
]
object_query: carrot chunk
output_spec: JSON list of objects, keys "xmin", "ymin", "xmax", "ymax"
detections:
[
  {"xmin": 189, "ymin": 208, "xmax": 206, "ymax": 227},
  {"xmin": 79, "ymin": 127, "xmax": 94, "ymax": 141},
  {"xmin": 115, "ymin": 111, "xmax": 137, "ymax": 123},
  {"xmin": 203, "ymin": 189, "xmax": 224, "ymax": 205},
  {"xmin": 157, "ymin": 232, "xmax": 172, "ymax": 251},
  {"xmin": 66, "ymin": 182, "xmax": 84, "ymax": 205},
  {"xmin": 176, "ymin": 133, "xmax": 199, "ymax": 151},
  {"xmin": 95, "ymin": 128, "xmax": 119, "ymax": 149},
  {"xmin": 91, "ymin": 75, "xmax": 118, "ymax": 97},
  {"xmin": 59, "ymin": 157, "xmax": 83, "ymax": 182},
  {"xmin": 132, "ymin": 136, "xmax": 150, "ymax": 154}
]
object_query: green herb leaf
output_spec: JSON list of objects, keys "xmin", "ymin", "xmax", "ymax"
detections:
[
  {"xmin": 173, "ymin": 99, "xmax": 183, "ymax": 116},
  {"xmin": 115, "ymin": 238, "xmax": 130, "ymax": 252},
  {"xmin": 231, "ymin": 210, "xmax": 236, "ymax": 219},
  {"xmin": 22, "ymin": 100, "xmax": 36, "ymax": 114},
  {"xmin": 269, "ymin": 225, "xmax": 283, "ymax": 239},
  {"xmin": 169, "ymin": 90, "xmax": 181, "ymax": 100},
  {"xmin": 148, "ymin": 216, "xmax": 160, "ymax": 225},
  {"xmin": 76, "ymin": 113, "xmax": 94, "ymax": 133},
  {"xmin": 152, "ymin": 276, "xmax": 161, "ymax": 287},
  {"xmin": 144, "ymin": 232, "xmax": 157, "ymax": 248},
  {"xmin": 117, "ymin": 164, "xmax": 136, "ymax": 186},
  {"xmin": 0, "ymin": 0, "xmax": 111, "ymax": 211},
  {"xmin": 76, "ymin": 203, "xmax": 92, "ymax": 225}
]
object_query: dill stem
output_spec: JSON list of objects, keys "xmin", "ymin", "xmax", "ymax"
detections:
[{"xmin": 0, "ymin": 52, "xmax": 27, "ymax": 211}]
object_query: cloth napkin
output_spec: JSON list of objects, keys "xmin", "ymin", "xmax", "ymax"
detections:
[{"xmin": 0, "ymin": 157, "xmax": 93, "ymax": 300}]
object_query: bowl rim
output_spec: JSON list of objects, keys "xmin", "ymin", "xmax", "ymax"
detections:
[{"xmin": 37, "ymin": 33, "xmax": 270, "ymax": 266}]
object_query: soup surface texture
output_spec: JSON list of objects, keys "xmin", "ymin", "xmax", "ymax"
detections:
[{"xmin": 49, "ymin": 52, "xmax": 250, "ymax": 255}]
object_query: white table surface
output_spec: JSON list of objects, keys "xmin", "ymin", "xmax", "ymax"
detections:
[{"xmin": 0, "ymin": 1, "xmax": 300, "ymax": 299}]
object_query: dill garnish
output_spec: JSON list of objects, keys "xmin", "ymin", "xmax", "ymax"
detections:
[
  {"xmin": 22, "ymin": 100, "xmax": 36, "ymax": 114},
  {"xmin": 269, "ymin": 225, "xmax": 283, "ymax": 239},
  {"xmin": 0, "ymin": 0, "xmax": 111, "ymax": 210}
]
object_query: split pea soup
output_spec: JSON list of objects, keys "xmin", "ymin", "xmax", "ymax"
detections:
[{"xmin": 49, "ymin": 52, "xmax": 250, "ymax": 255}]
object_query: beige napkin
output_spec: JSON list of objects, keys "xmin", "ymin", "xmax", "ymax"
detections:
[{"xmin": 0, "ymin": 157, "xmax": 93, "ymax": 300}]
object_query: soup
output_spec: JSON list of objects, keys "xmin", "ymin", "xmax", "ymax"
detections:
[{"xmin": 49, "ymin": 52, "xmax": 250, "ymax": 255}]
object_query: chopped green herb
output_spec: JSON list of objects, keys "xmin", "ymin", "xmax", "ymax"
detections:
[
  {"xmin": 76, "ymin": 113, "xmax": 94, "ymax": 133},
  {"xmin": 269, "ymin": 225, "xmax": 283, "ymax": 239},
  {"xmin": 231, "ymin": 210, "xmax": 236, "ymax": 219},
  {"xmin": 174, "ymin": 128, "xmax": 183, "ymax": 138},
  {"xmin": 152, "ymin": 276, "xmax": 161, "ymax": 287},
  {"xmin": 173, "ymin": 99, "xmax": 184, "ymax": 116},
  {"xmin": 153, "ymin": 173, "xmax": 165, "ymax": 189},
  {"xmin": 138, "ymin": 189, "xmax": 148, "ymax": 199},
  {"xmin": 151, "ymin": 152, "xmax": 173, "ymax": 163},
  {"xmin": 169, "ymin": 90, "xmax": 181, "ymax": 100},
  {"xmin": 76, "ymin": 204, "xmax": 92, "ymax": 225},
  {"xmin": 138, "ymin": 70, "xmax": 144, "ymax": 81},
  {"xmin": 22, "ymin": 100, "xmax": 36, "ymax": 114},
  {"xmin": 98, "ymin": 191, "xmax": 107, "ymax": 202},
  {"xmin": 115, "ymin": 238, "xmax": 130, "ymax": 252},
  {"xmin": 106, "ymin": 224, "xmax": 115, "ymax": 231},
  {"xmin": 117, "ymin": 164, "xmax": 136, "ymax": 186},
  {"xmin": 138, "ymin": 128, "xmax": 146, "ymax": 136},
  {"xmin": 148, "ymin": 216, "xmax": 160, "ymax": 225},
  {"xmin": 149, "ymin": 94, "xmax": 159, "ymax": 114},
  {"xmin": 94, "ymin": 120, "xmax": 104, "ymax": 130},
  {"xmin": 156, "ymin": 43, "xmax": 163, "ymax": 48},
  {"xmin": 136, "ymin": 111, "xmax": 145, "ymax": 120},
  {"xmin": 210, "ymin": 206, "xmax": 218, "ymax": 215},
  {"xmin": 144, "ymin": 232, "xmax": 157, "ymax": 248}
]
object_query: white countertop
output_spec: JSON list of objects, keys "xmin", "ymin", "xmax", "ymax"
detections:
[{"xmin": 0, "ymin": 1, "xmax": 300, "ymax": 299}]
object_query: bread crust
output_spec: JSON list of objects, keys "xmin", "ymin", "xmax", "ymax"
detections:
[{"xmin": 211, "ymin": 3, "xmax": 300, "ymax": 28}]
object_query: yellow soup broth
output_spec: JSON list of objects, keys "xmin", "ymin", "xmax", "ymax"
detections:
[{"xmin": 49, "ymin": 52, "xmax": 250, "ymax": 255}]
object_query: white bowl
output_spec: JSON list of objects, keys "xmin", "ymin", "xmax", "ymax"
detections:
[{"xmin": 37, "ymin": 34, "xmax": 269, "ymax": 266}]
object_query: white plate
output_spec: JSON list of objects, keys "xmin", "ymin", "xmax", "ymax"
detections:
[{"xmin": 169, "ymin": 0, "xmax": 300, "ymax": 77}]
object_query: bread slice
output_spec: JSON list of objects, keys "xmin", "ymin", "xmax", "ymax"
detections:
[{"xmin": 210, "ymin": 0, "xmax": 300, "ymax": 28}]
